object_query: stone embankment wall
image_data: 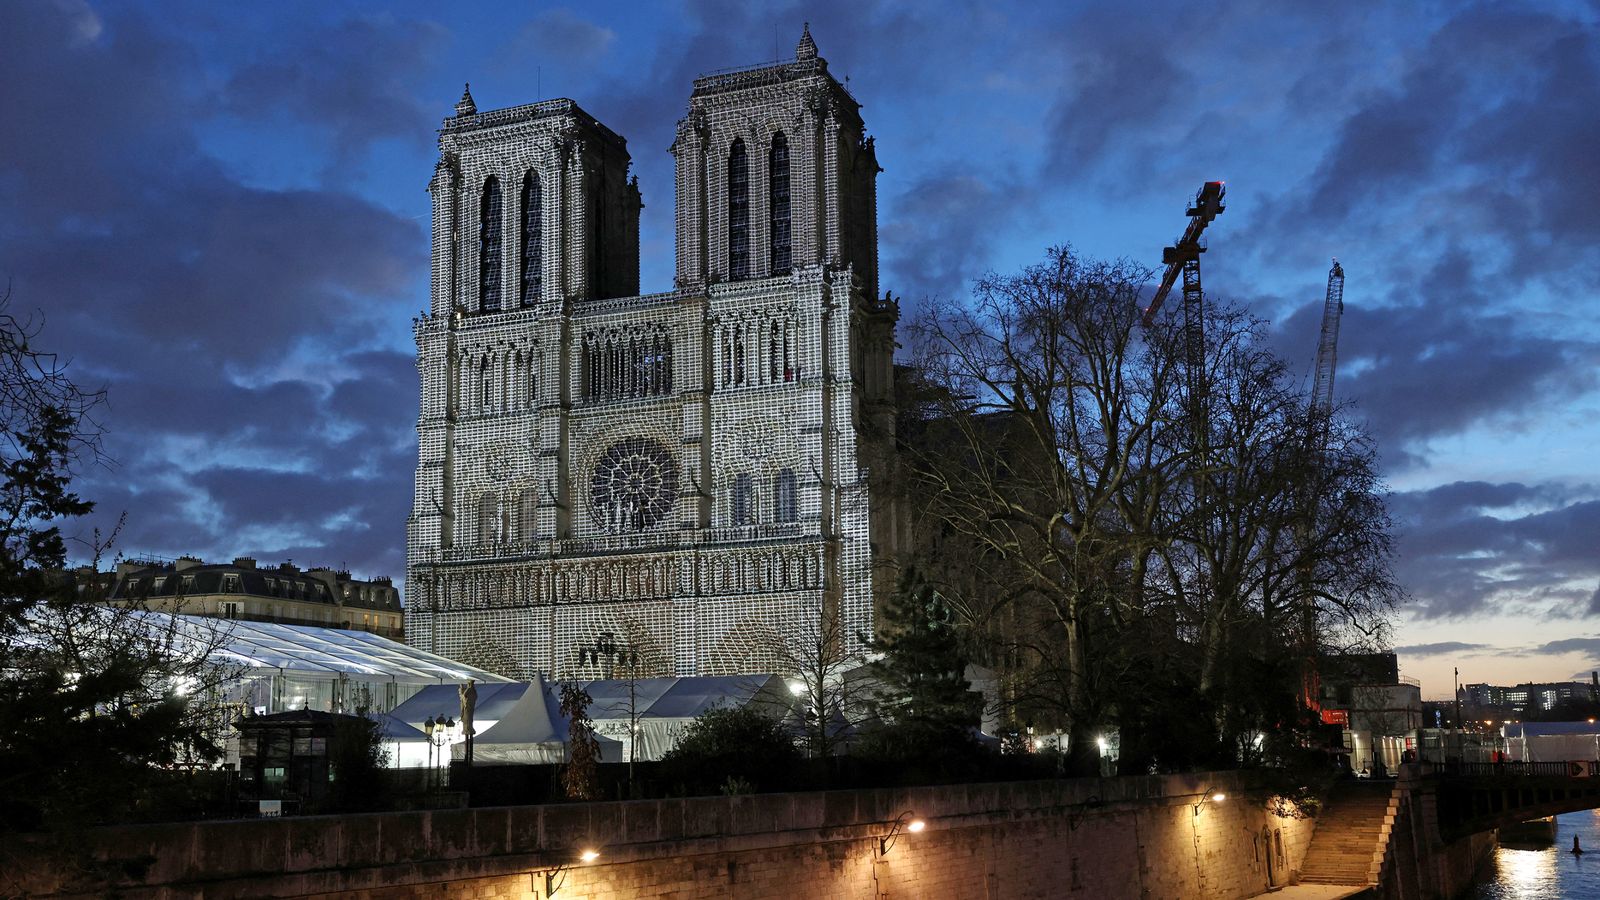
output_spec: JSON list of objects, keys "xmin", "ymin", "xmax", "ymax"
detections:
[
  {"xmin": 1374, "ymin": 768, "xmax": 1498, "ymax": 900},
  {"xmin": 8, "ymin": 772, "xmax": 1314, "ymax": 899}
]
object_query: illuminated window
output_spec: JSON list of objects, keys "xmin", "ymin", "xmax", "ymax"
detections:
[
  {"xmin": 479, "ymin": 176, "xmax": 502, "ymax": 311},
  {"xmin": 728, "ymin": 139, "xmax": 749, "ymax": 280}
]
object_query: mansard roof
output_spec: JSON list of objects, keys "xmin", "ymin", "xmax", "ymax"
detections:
[{"xmin": 110, "ymin": 559, "xmax": 400, "ymax": 611}]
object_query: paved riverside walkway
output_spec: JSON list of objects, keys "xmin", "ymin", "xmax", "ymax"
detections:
[{"xmin": 1251, "ymin": 885, "xmax": 1370, "ymax": 899}]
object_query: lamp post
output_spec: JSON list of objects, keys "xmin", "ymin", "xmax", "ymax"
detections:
[
  {"xmin": 577, "ymin": 632, "xmax": 641, "ymax": 792},
  {"xmin": 423, "ymin": 714, "xmax": 454, "ymax": 796}
]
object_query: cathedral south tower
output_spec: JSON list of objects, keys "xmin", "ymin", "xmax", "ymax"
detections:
[{"xmin": 406, "ymin": 26, "xmax": 898, "ymax": 679}]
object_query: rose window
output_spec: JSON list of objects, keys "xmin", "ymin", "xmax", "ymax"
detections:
[{"xmin": 590, "ymin": 437, "xmax": 679, "ymax": 533}]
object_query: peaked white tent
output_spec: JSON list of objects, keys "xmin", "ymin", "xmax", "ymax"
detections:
[
  {"xmin": 451, "ymin": 676, "xmax": 622, "ymax": 765},
  {"xmin": 583, "ymin": 674, "xmax": 792, "ymax": 761}
]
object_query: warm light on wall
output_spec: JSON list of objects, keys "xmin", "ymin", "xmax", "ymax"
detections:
[
  {"xmin": 880, "ymin": 811, "xmax": 926, "ymax": 855},
  {"xmin": 1194, "ymin": 788, "xmax": 1227, "ymax": 816},
  {"xmin": 542, "ymin": 848, "xmax": 602, "ymax": 896}
]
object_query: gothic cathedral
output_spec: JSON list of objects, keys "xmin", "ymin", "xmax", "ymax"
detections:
[{"xmin": 406, "ymin": 27, "xmax": 899, "ymax": 679}]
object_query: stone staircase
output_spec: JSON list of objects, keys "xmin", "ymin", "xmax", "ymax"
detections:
[{"xmin": 1298, "ymin": 780, "xmax": 1399, "ymax": 886}]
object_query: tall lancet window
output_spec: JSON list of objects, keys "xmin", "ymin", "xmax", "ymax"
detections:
[
  {"xmin": 728, "ymin": 139, "xmax": 750, "ymax": 280},
  {"xmin": 519, "ymin": 172, "xmax": 542, "ymax": 306},
  {"xmin": 479, "ymin": 176, "xmax": 503, "ymax": 311},
  {"xmin": 769, "ymin": 133, "xmax": 791, "ymax": 274}
]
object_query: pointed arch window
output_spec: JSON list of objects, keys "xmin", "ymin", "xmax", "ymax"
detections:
[
  {"xmin": 478, "ymin": 493, "xmax": 501, "ymax": 545},
  {"xmin": 728, "ymin": 139, "xmax": 750, "ymax": 280},
  {"xmin": 775, "ymin": 469, "xmax": 797, "ymax": 524},
  {"xmin": 479, "ymin": 176, "xmax": 503, "ymax": 311},
  {"xmin": 769, "ymin": 133, "xmax": 791, "ymax": 274},
  {"xmin": 519, "ymin": 172, "xmax": 542, "ymax": 306},
  {"xmin": 732, "ymin": 473, "xmax": 754, "ymax": 525},
  {"xmin": 479, "ymin": 357, "xmax": 493, "ymax": 412},
  {"xmin": 517, "ymin": 488, "xmax": 537, "ymax": 543}
]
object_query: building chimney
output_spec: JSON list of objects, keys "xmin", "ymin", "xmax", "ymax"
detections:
[
  {"xmin": 232, "ymin": 557, "xmax": 257, "ymax": 569},
  {"xmin": 174, "ymin": 556, "xmax": 203, "ymax": 572}
]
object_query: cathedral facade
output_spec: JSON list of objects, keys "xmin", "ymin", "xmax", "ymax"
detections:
[{"xmin": 405, "ymin": 28, "xmax": 899, "ymax": 679}]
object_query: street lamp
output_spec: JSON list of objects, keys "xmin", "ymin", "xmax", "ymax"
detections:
[
  {"xmin": 423, "ymin": 714, "xmax": 455, "ymax": 794},
  {"xmin": 542, "ymin": 848, "xmax": 601, "ymax": 896},
  {"xmin": 879, "ymin": 811, "xmax": 926, "ymax": 856},
  {"xmin": 1193, "ymin": 788, "xmax": 1227, "ymax": 817}
]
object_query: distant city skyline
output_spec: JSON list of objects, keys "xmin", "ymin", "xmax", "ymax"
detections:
[{"xmin": 4, "ymin": 1, "xmax": 1598, "ymax": 696}]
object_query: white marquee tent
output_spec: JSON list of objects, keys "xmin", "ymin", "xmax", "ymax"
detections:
[{"xmin": 583, "ymin": 674, "xmax": 792, "ymax": 761}]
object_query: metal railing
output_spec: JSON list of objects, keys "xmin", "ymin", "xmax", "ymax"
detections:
[{"xmin": 1418, "ymin": 760, "xmax": 1594, "ymax": 778}]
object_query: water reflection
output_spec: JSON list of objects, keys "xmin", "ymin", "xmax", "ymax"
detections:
[{"xmin": 1474, "ymin": 810, "xmax": 1599, "ymax": 899}]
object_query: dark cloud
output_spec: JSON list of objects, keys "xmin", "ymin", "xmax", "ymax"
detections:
[
  {"xmin": 0, "ymin": 1, "xmax": 425, "ymax": 585},
  {"xmin": 879, "ymin": 169, "xmax": 1031, "ymax": 305},
  {"xmin": 1396, "ymin": 641, "xmax": 1490, "ymax": 658},
  {"xmin": 1267, "ymin": 270, "xmax": 1600, "ymax": 463},
  {"xmin": 1389, "ymin": 481, "xmax": 1600, "ymax": 619},
  {"xmin": 221, "ymin": 16, "xmax": 447, "ymax": 175},
  {"xmin": 1305, "ymin": 7, "xmax": 1599, "ymax": 255},
  {"xmin": 1538, "ymin": 637, "xmax": 1600, "ymax": 657},
  {"xmin": 495, "ymin": 10, "xmax": 616, "ymax": 65}
]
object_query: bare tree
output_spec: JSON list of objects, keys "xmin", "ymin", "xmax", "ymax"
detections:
[
  {"xmin": 902, "ymin": 246, "xmax": 1402, "ymax": 775},
  {"xmin": 779, "ymin": 593, "xmax": 866, "ymax": 760}
]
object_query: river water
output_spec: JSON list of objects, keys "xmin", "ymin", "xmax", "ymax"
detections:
[{"xmin": 1471, "ymin": 810, "xmax": 1600, "ymax": 898}]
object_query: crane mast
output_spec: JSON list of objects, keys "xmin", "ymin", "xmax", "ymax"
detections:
[
  {"xmin": 1142, "ymin": 181, "xmax": 1226, "ymax": 378},
  {"xmin": 1301, "ymin": 259, "xmax": 1347, "ymax": 719},
  {"xmin": 1311, "ymin": 259, "xmax": 1345, "ymax": 416}
]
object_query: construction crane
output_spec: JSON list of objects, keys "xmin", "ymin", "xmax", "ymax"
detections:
[
  {"xmin": 1300, "ymin": 259, "xmax": 1346, "ymax": 720},
  {"xmin": 1310, "ymin": 259, "xmax": 1345, "ymax": 416},
  {"xmin": 1141, "ymin": 181, "xmax": 1227, "ymax": 374}
]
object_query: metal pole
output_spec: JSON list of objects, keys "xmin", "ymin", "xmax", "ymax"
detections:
[{"xmin": 1453, "ymin": 667, "xmax": 1463, "ymax": 764}]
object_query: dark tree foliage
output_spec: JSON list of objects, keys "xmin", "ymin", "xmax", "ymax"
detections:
[
  {"xmin": 858, "ymin": 567, "xmax": 984, "ymax": 766},
  {"xmin": 559, "ymin": 683, "xmax": 601, "ymax": 801},
  {"xmin": 0, "ymin": 295, "xmax": 233, "ymax": 832},
  {"xmin": 328, "ymin": 715, "xmax": 390, "ymax": 812},
  {"xmin": 662, "ymin": 705, "xmax": 799, "ymax": 795}
]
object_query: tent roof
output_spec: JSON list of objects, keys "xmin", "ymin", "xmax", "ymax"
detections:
[
  {"xmin": 1505, "ymin": 721, "xmax": 1600, "ymax": 738},
  {"xmin": 365, "ymin": 711, "xmax": 429, "ymax": 742},
  {"xmin": 580, "ymin": 674, "xmax": 787, "ymax": 720},
  {"xmin": 154, "ymin": 612, "xmax": 511, "ymax": 683},
  {"xmin": 477, "ymin": 676, "xmax": 565, "ymax": 745},
  {"xmin": 580, "ymin": 676, "xmax": 679, "ymax": 720},
  {"xmin": 474, "ymin": 676, "xmax": 622, "ymax": 752},
  {"xmin": 391, "ymin": 681, "xmax": 529, "ymax": 725}
]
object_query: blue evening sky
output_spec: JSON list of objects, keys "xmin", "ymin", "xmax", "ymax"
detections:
[{"xmin": 4, "ymin": 0, "xmax": 1599, "ymax": 697}]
